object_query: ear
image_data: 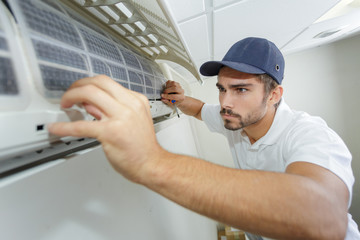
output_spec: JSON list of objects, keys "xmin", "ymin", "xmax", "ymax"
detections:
[{"xmin": 268, "ymin": 85, "xmax": 283, "ymax": 106}]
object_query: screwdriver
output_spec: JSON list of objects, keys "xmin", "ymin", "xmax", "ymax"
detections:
[{"xmin": 171, "ymin": 100, "xmax": 180, "ymax": 118}]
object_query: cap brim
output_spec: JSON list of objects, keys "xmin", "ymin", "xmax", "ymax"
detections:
[{"xmin": 200, "ymin": 61, "xmax": 266, "ymax": 76}]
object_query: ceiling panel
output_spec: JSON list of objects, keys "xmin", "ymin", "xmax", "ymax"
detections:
[
  {"xmin": 178, "ymin": 15, "xmax": 210, "ymax": 64},
  {"xmin": 213, "ymin": 0, "xmax": 340, "ymax": 60},
  {"xmin": 163, "ymin": 0, "xmax": 205, "ymax": 22},
  {"xmin": 213, "ymin": 0, "xmax": 244, "ymax": 8}
]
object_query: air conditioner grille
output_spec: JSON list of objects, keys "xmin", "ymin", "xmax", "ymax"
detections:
[
  {"xmin": 0, "ymin": 57, "xmax": 17, "ymax": 95},
  {"xmin": 9, "ymin": 0, "xmax": 167, "ymax": 100},
  {"xmin": 68, "ymin": 0, "xmax": 201, "ymax": 82}
]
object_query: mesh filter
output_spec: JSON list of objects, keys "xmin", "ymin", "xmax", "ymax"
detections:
[
  {"xmin": 33, "ymin": 40, "xmax": 87, "ymax": 70},
  {"xmin": 140, "ymin": 60, "xmax": 153, "ymax": 74},
  {"xmin": 0, "ymin": 57, "xmax": 17, "ymax": 95},
  {"xmin": 80, "ymin": 28, "xmax": 123, "ymax": 64},
  {"xmin": 91, "ymin": 57, "xmax": 111, "ymax": 76},
  {"xmin": 40, "ymin": 0, "xmax": 64, "ymax": 13},
  {"xmin": 18, "ymin": 1, "xmax": 83, "ymax": 49},
  {"xmin": 121, "ymin": 50, "xmax": 141, "ymax": 70},
  {"xmin": 128, "ymin": 70, "xmax": 143, "ymax": 85},
  {"xmin": 0, "ymin": 5, "xmax": 19, "ymax": 96},
  {"xmin": 40, "ymin": 65, "xmax": 88, "ymax": 91},
  {"xmin": 130, "ymin": 84, "xmax": 144, "ymax": 93},
  {"xmin": 9, "ymin": 0, "xmax": 167, "ymax": 98},
  {"xmin": 144, "ymin": 75, "xmax": 154, "ymax": 87},
  {"xmin": 0, "ymin": 37, "xmax": 8, "ymax": 50},
  {"xmin": 108, "ymin": 64, "xmax": 128, "ymax": 81}
]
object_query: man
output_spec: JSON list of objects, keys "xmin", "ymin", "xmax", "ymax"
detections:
[{"xmin": 49, "ymin": 37, "xmax": 360, "ymax": 239}]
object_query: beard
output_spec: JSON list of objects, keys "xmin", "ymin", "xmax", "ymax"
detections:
[{"xmin": 220, "ymin": 101, "xmax": 267, "ymax": 131}]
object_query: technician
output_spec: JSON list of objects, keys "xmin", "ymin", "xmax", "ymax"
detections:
[{"xmin": 49, "ymin": 37, "xmax": 360, "ymax": 239}]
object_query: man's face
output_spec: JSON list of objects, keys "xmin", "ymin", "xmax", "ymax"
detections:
[{"xmin": 217, "ymin": 67, "xmax": 268, "ymax": 131}]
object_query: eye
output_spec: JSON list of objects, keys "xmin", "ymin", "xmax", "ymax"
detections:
[
  {"xmin": 236, "ymin": 88, "xmax": 247, "ymax": 93},
  {"xmin": 217, "ymin": 87, "xmax": 226, "ymax": 93}
]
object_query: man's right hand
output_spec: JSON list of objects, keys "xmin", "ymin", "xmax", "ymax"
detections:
[
  {"xmin": 161, "ymin": 80, "xmax": 185, "ymax": 106},
  {"xmin": 161, "ymin": 80, "xmax": 204, "ymax": 120}
]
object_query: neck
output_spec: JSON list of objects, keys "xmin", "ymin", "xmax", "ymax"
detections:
[{"xmin": 243, "ymin": 106, "xmax": 276, "ymax": 144}]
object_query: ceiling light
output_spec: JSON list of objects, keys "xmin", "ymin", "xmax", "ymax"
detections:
[{"xmin": 315, "ymin": 0, "xmax": 360, "ymax": 23}]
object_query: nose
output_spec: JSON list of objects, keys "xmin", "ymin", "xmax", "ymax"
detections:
[{"xmin": 220, "ymin": 92, "xmax": 234, "ymax": 109}]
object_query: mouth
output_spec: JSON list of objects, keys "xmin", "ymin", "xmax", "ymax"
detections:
[
  {"xmin": 221, "ymin": 113, "xmax": 236, "ymax": 119},
  {"xmin": 220, "ymin": 108, "xmax": 240, "ymax": 119}
]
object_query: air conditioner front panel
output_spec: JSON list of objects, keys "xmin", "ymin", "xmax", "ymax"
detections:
[{"xmin": 0, "ymin": 0, "xmax": 185, "ymax": 173}]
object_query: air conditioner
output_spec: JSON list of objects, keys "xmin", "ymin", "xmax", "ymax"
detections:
[{"xmin": 0, "ymin": 0, "xmax": 200, "ymax": 176}]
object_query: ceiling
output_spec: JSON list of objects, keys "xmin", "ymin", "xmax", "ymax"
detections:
[{"xmin": 162, "ymin": 0, "xmax": 360, "ymax": 84}]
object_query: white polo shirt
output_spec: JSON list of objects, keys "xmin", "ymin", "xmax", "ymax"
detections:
[{"xmin": 201, "ymin": 100, "xmax": 360, "ymax": 239}]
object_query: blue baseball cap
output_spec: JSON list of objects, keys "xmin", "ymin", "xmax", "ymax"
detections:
[{"xmin": 199, "ymin": 37, "xmax": 285, "ymax": 84}]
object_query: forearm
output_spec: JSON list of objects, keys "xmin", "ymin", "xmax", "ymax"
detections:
[
  {"xmin": 177, "ymin": 96, "xmax": 204, "ymax": 120},
  {"xmin": 142, "ymin": 151, "xmax": 347, "ymax": 240}
]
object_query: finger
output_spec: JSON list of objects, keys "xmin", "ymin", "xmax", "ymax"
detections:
[
  {"xmin": 61, "ymin": 84, "xmax": 119, "ymax": 118},
  {"xmin": 165, "ymin": 80, "xmax": 174, "ymax": 86},
  {"xmin": 69, "ymin": 75, "xmax": 139, "ymax": 106},
  {"xmin": 161, "ymin": 93, "xmax": 183, "ymax": 102},
  {"xmin": 161, "ymin": 99, "xmax": 170, "ymax": 105},
  {"xmin": 163, "ymin": 80, "xmax": 179, "ymax": 90},
  {"xmin": 128, "ymin": 91, "xmax": 153, "ymax": 119},
  {"xmin": 162, "ymin": 85, "xmax": 180, "ymax": 94},
  {"xmin": 163, "ymin": 82, "xmax": 184, "ymax": 94},
  {"xmin": 48, "ymin": 120, "xmax": 101, "ymax": 138},
  {"xmin": 67, "ymin": 75, "xmax": 152, "ymax": 120},
  {"xmin": 83, "ymin": 103, "xmax": 103, "ymax": 120},
  {"xmin": 69, "ymin": 75, "xmax": 123, "ymax": 98}
]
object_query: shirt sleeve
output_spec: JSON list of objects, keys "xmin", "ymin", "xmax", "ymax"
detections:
[
  {"xmin": 284, "ymin": 117, "xmax": 354, "ymax": 207},
  {"xmin": 201, "ymin": 103, "xmax": 226, "ymax": 135}
]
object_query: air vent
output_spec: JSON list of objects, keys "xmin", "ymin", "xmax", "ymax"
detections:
[
  {"xmin": 313, "ymin": 26, "xmax": 347, "ymax": 38},
  {"xmin": 67, "ymin": 0, "xmax": 201, "ymax": 82}
]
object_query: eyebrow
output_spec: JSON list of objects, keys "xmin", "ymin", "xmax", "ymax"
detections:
[{"xmin": 216, "ymin": 83, "xmax": 253, "ymax": 89}]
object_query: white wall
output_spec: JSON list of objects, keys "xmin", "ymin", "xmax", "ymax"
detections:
[
  {"xmin": 0, "ymin": 116, "xmax": 217, "ymax": 240},
  {"xmin": 189, "ymin": 34, "xmax": 360, "ymax": 224},
  {"xmin": 283, "ymin": 34, "xmax": 360, "ymax": 224}
]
